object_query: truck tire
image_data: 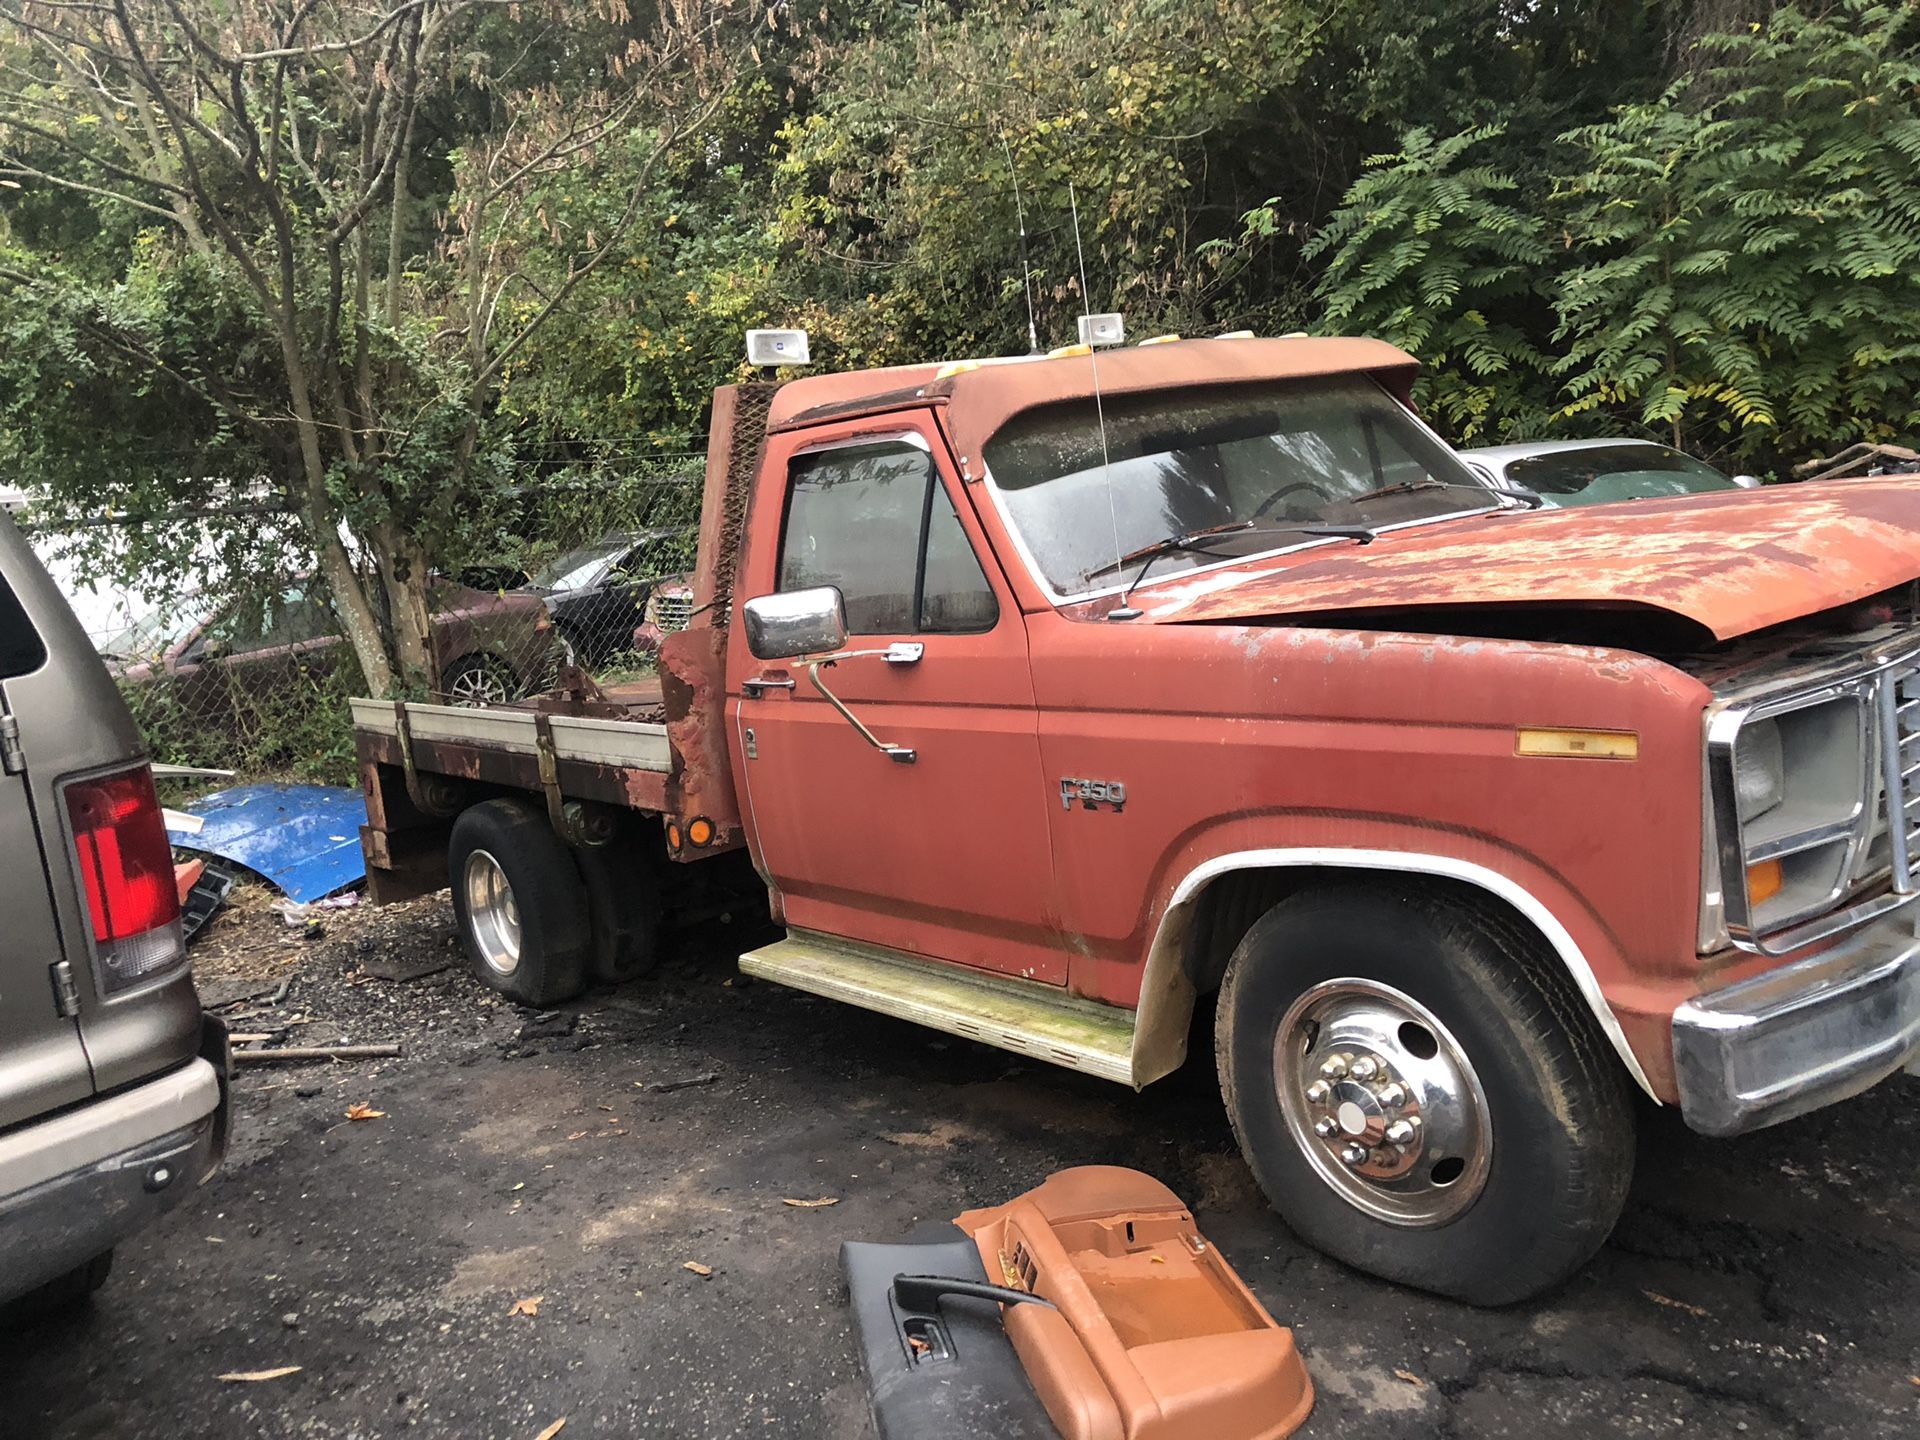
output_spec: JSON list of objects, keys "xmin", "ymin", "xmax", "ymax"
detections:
[
  {"xmin": 575, "ymin": 842, "xmax": 663, "ymax": 984},
  {"xmin": 1214, "ymin": 883, "xmax": 1635, "ymax": 1306},
  {"xmin": 449, "ymin": 799, "xmax": 591, "ymax": 1007}
]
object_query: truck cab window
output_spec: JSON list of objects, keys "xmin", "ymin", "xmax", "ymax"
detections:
[{"xmin": 779, "ymin": 442, "xmax": 996, "ymax": 635}]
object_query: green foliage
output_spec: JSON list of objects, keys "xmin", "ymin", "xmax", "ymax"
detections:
[
  {"xmin": 1310, "ymin": 2, "xmax": 1920, "ymax": 472},
  {"xmin": 119, "ymin": 657, "xmax": 363, "ymax": 787},
  {"xmin": 1553, "ymin": 2, "xmax": 1920, "ymax": 464},
  {"xmin": 1305, "ymin": 128, "xmax": 1553, "ymax": 441}
]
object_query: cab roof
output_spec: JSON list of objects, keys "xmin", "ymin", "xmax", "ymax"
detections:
[{"xmin": 763, "ymin": 335, "xmax": 1421, "ymax": 471}]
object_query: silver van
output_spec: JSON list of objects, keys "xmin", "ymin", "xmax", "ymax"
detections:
[{"xmin": 0, "ymin": 510, "xmax": 227, "ymax": 1307}]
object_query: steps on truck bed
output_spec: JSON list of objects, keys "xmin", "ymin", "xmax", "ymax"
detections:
[{"xmin": 739, "ymin": 932, "xmax": 1137, "ymax": 1085}]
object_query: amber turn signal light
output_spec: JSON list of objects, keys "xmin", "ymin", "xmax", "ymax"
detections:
[
  {"xmin": 687, "ymin": 817, "xmax": 715, "ymax": 847},
  {"xmin": 1746, "ymin": 858, "xmax": 1784, "ymax": 906}
]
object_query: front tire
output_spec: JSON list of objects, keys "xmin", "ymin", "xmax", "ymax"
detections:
[
  {"xmin": 1215, "ymin": 883, "xmax": 1634, "ymax": 1305},
  {"xmin": 449, "ymin": 800, "xmax": 591, "ymax": 1006}
]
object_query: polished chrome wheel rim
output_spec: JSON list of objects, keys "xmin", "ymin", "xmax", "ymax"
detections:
[
  {"xmin": 463, "ymin": 848, "xmax": 521, "ymax": 976},
  {"xmin": 1275, "ymin": 978, "xmax": 1491, "ymax": 1227}
]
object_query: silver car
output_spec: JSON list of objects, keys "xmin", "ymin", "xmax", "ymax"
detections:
[
  {"xmin": 1464, "ymin": 438, "xmax": 1760, "ymax": 509},
  {"xmin": 0, "ymin": 509, "xmax": 228, "ymax": 1309}
]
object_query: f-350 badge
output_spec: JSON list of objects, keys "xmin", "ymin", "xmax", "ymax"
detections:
[{"xmin": 1060, "ymin": 778, "xmax": 1127, "ymax": 813}]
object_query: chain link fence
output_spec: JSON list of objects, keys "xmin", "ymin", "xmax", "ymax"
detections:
[{"xmin": 16, "ymin": 457, "xmax": 705, "ymax": 785}]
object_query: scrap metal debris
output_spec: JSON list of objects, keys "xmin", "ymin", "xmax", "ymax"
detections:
[
  {"xmin": 167, "ymin": 783, "xmax": 369, "ymax": 901},
  {"xmin": 647, "ymin": 1072, "xmax": 718, "ymax": 1093},
  {"xmin": 232, "ymin": 1043, "xmax": 403, "ymax": 1065}
]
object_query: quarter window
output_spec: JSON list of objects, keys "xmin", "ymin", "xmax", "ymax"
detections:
[{"xmin": 778, "ymin": 442, "xmax": 997, "ymax": 635}]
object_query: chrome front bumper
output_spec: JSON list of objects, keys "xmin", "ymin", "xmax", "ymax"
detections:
[{"xmin": 1673, "ymin": 913, "xmax": 1920, "ymax": 1136}]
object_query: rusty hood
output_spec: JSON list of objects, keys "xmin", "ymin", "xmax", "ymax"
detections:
[{"xmin": 1145, "ymin": 478, "xmax": 1920, "ymax": 642}]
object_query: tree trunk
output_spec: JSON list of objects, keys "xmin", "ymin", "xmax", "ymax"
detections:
[{"xmin": 374, "ymin": 528, "xmax": 438, "ymax": 697}]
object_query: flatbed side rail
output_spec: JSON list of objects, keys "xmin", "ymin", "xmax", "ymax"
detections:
[{"xmin": 350, "ymin": 699, "xmax": 671, "ymax": 773}]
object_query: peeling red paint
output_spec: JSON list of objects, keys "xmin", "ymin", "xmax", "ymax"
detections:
[{"xmin": 1144, "ymin": 479, "xmax": 1920, "ymax": 641}]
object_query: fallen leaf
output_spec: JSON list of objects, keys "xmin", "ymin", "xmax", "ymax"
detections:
[
  {"xmin": 683, "ymin": 1261, "xmax": 713, "ymax": 1277},
  {"xmin": 534, "ymin": 1421, "xmax": 567, "ymax": 1440},
  {"xmin": 218, "ymin": 1366, "xmax": 302, "ymax": 1383},
  {"xmin": 1643, "ymin": 1290, "xmax": 1710, "ymax": 1319},
  {"xmin": 511, "ymin": 1182, "xmax": 525, "ymax": 1192},
  {"xmin": 906, "ymin": 1334, "xmax": 930, "ymax": 1357},
  {"xmin": 345, "ymin": 1103, "xmax": 385, "ymax": 1121},
  {"xmin": 780, "ymin": 1196, "xmax": 840, "ymax": 1209},
  {"xmin": 566, "ymin": 1130, "xmax": 590, "ymax": 1141},
  {"xmin": 597, "ymin": 1104, "xmax": 614, "ymax": 1112},
  {"xmin": 1149, "ymin": 1254, "xmax": 1165, "ymax": 1265},
  {"xmin": 1393, "ymin": 1369, "xmax": 1426, "ymax": 1389},
  {"xmin": 509, "ymin": 1295, "xmax": 544, "ymax": 1318}
]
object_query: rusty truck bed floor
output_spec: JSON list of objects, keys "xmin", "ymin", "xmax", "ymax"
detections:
[{"xmin": 2, "ymin": 894, "xmax": 1917, "ymax": 1438}]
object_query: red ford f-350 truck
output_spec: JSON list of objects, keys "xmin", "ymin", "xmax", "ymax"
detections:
[{"xmin": 354, "ymin": 335, "xmax": 1920, "ymax": 1303}]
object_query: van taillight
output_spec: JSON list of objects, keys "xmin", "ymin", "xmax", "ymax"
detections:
[{"xmin": 65, "ymin": 764, "xmax": 185, "ymax": 993}]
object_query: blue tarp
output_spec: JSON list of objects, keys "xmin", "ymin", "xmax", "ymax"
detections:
[{"xmin": 168, "ymin": 784, "xmax": 367, "ymax": 902}]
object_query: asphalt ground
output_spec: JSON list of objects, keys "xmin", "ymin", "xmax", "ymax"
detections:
[{"xmin": 3, "ymin": 893, "xmax": 1918, "ymax": 1439}]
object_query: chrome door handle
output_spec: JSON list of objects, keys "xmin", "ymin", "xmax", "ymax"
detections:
[
  {"xmin": 884, "ymin": 643, "xmax": 925, "ymax": 665},
  {"xmin": 742, "ymin": 674, "xmax": 797, "ymax": 695}
]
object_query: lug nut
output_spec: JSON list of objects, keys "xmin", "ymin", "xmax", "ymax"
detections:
[
  {"xmin": 1319, "ymin": 1054, "xmax": 1350, "ymax": 1080},
  {"xmin": 1314, "ymin": 1117, "xmax": 1339, "ymax": 1139},
  {"xmin": 1385, "ymin": 1119, "xmax": 1418, "ymax": 1146},
  {"xmin": 1376, "ymin": 1083, "xmax": 1407, "ymax": 1108},
  {"xmin": 1350, "ymin": 1056, "xmax": 1380, "ymax": 1081},
  {"xmin": 1305, "ymin": 1080, "xmax": 1331, "ymax": 1104},
  {"xmin": 1340, "ymin": 1143, "xmax": 1368, "ymax": 1167}
]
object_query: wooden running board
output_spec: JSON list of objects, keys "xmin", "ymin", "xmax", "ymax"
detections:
[{"xmin": 739, "ymin": 931, "xmax": 1137, "ymax": 1085}]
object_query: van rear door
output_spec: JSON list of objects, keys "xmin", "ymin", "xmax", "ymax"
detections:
[
  {"xmin": 0, "ymin": 512, "xmax": 202, "ymax": 1100},
  {"xmin": 0, "ymin": 536, "xmax": 92, "ymax": 1130}
]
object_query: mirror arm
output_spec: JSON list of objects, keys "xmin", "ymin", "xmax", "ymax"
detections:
[{"xmin": 796, "ymin": 652, "xmax": 917, "ymax": 764}]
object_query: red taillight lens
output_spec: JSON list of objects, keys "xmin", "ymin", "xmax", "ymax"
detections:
[{"xmin": 65, "ymin": 764, "xmax": 185, "ymax": 993}]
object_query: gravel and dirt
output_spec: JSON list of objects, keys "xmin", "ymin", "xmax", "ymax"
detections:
[{"xmin": 3, "ymin": 885, "xmax": 1918, "ymax": 1439}]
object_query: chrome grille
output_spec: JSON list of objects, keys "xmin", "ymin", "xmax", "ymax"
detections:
[
  {"xmin": 1862, "ymin": 662, "xmax": 1920, "ymax": 888},
  {"xmin": 653, "ymin": 592, "xmax": 694, "ymax": 634}
]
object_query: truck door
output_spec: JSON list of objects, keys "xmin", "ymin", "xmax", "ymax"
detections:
[
  {"xmin": 732, "ymin": 425, "xmax": 1065, "ymax": 982},
  {"xmin": 0, "ymin": 556, "xmax": 94, "ymax": 1129}
]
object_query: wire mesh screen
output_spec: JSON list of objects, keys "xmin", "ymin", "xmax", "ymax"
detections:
[{"xmin": 14, "ymin": 458, "xmax": 704, "ymax": 784}]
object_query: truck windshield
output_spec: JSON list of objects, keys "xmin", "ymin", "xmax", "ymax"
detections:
[{"xmin": 981, "ymin": 377, "xmax": 1500, "ymax": 597}]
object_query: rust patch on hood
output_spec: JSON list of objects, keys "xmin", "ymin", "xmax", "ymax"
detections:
[{"xmin": 1147, "ymin": 478, "xmax": 1920, "ymax": 642}]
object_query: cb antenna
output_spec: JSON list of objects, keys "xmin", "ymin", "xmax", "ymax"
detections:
[
  {"xmin": 1002, "ymin": 137, "xmax": 1041, "ymax": 356},
  {"xmin": 1067, "ymin": 180, "xmax": 1134, "ymax": 619}
]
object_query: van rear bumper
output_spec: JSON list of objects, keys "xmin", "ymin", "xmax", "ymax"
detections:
[{"xmin": 0, "ymin": 1026, "xmax": 227, "ymax": 1302}]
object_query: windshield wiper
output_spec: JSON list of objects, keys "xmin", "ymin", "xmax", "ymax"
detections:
[
  {"xmin": 1345, "ymin": 475, "xmax": 1544, "ymax": 510},
  {"xmin": 1084, "ymin": 519, "xmax": 1259, "ymax": 586}
]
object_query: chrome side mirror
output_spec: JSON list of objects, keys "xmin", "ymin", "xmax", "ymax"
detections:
[
  {"xmin": 1732, "ymin": 473, "xmax": 1763, "ymax": 489},
  {"xmin": 743, "ymin": 587, "xmax": 848, "ymax": 660}
]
